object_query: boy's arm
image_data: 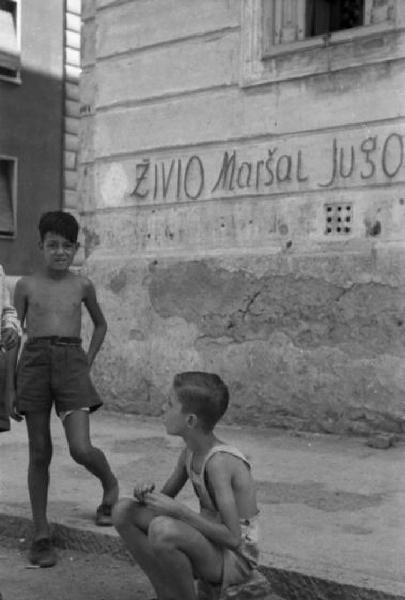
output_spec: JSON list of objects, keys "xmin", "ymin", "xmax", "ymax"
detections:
[
  {"xmin": 135, "ymin": 449, "xmax": 188, "ymax": 502},
  {"xmin": 144, "ymin": 454, "xmax": 242, "ymax": 550},
  {"xmin": 5, "ymin": 279, "xmax": 27, "ymax": 421},
  {"xmin": 5, "ymin": 341, "xmax": 22, "ymax": 421},
  {"xmin": 160, "ymin": 448, "xmax": 188, "ymax": 497},
  {"xmin": 82, "ymin": 277, "xmax": 107, "ymax": 367},
  {"xmin": 1, "ymin": 307, "xmax": 21, "ymax": 350},
  {"xmin": 1, "ymin": 277, "xmax": 21, "ymax": 348},
  {"xmin": 134, "ymin": 449, "xmax": 188, "ymax": 504}
]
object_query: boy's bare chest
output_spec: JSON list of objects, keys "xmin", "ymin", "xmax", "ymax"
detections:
[{"xmin": 29, "ymin": 284, "xmax": 83, "ymax": 317}]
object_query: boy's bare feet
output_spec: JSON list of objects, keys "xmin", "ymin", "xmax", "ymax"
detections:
[{"xmin": 96, "ymin": 475, "xmax": 119, "ymax": 526}]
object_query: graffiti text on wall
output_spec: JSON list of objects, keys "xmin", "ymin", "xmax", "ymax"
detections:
[{"xmin": 131, "ymin": 131, "xmax": 404, "ymax": 204}]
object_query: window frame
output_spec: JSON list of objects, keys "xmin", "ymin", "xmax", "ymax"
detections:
[
  {"xmin": 0, "ymin": 155, "xmax": 18, "ymax": 239},
  {"xmin": 241, "ymin": 0, "xmax": 405, "ymax": 86},
  {"xmin": 0, "ymin": 0, "xmax": 21, "ymax": 84}
]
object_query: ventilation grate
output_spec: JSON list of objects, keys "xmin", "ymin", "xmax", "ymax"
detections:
[{"xmin": 325, "ymin": 203, "xmax": 352, "ymax": 235}]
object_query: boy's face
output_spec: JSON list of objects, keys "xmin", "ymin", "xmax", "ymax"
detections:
[
  {"xmin": 40, "ymin": 232, "xmax": 78, "ymax": 271},
  {"xmin": 163, "ymin": 388, "xmax": 189, "ymax": 436}
]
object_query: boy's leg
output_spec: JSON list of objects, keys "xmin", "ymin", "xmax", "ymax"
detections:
[
  {"xmin": 113, "ymin": 498, "xmax": 224, "ymax": 600},
  {"xmin": 113, "ymin": 498, "xmax": 172, "ymax": 599},
  {"xmin": 25, "ymin": 410, "xmax": 53, "ymax": 540},
  {"xmin": 25, "ymin": 410, "xmax": 57, "ymax": 567},
  {"xmin": 148, "ymin": 516, "xmax": 223, "ymax": 600},
  {"xmin": 63, "ymin": 410, "xmax": 118, "ymax": 511}
]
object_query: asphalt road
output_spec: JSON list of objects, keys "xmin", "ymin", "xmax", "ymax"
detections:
[{"xmin": 0, "ymin": 537, "xmax": 153, "ymax": 600}]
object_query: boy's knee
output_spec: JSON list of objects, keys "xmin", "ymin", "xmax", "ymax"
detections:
[
  {"xmin": 30, "ymin": 451, "xmax": 52, "ymax": 467},
  {"xmin": 29, "ymin": 444, "xmax": 52, "ymax": 467},
  {"xmin": 69, "ymin": 443, "xmax": 93, "ymax": 465},
  {"xmin": 112, "ymin": 497, "xmax": 135, "ymax": 529},
  {"xmin": 148, "ymin": 516, "xmax": 179, "ymax": 548}
]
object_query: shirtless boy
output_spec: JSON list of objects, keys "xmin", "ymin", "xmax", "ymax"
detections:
[
  {"xmin": 113, "ymin": 372, "xmax": 259, "ymax": 600},
  {"xmin": 6, "ymin": 211, "xmax": 118, "ymax": 567}
]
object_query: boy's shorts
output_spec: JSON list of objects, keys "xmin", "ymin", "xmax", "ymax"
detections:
[
  {"xmin": 198, "ymin": 516, "xmax": 259, "ymax": 595},
  {"xmin": 198, "ymin": 547, "xmax": 256, "ymax": 599},
  {"xmin": 16, "ymin": 337, "xmax": 102, "ymax": 417}
]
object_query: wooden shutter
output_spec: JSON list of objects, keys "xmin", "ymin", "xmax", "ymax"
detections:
[
  {"xmin": 274, "ymin": 0, "xmax": 305, "ymax": 45},
  {"xmin": 63, "ymin": 0, "xmax": 81, "ymax": 211}
]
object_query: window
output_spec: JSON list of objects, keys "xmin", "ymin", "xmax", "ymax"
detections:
[
  {"xmin": 241, "ymin": 0, "xmax": 402, "ymax": 85},
  {"xmin": 0, "ymin": 157, "xmax": 17, "ymax": 237},
  {"xmin": 307, "ymin": 0, "xmax": 364, "ymax": 38},
  {"xmin": 0, "ymin": 0, "xmax": 20, "ymax": 81},
  {"xmin": 264, "ymin": 0, "xmax": 395, "ymax": 54}
]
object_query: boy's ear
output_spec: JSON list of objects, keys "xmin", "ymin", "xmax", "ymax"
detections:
[
  {"xmin": 186, "ymin": 413, "xmax": 198, "ymax": 429},
  {"xmin": 38, "ymin": 240, "xmax": 44, "ymax": 250}
]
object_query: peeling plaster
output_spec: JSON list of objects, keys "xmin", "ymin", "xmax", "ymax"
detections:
[
  {"xmin": 86, "ymin": 254, "xmax": 405, "ymax": 434},
  {"xmin": 148, "ymin": 261, "xmax": 405, "ymax": 356}
]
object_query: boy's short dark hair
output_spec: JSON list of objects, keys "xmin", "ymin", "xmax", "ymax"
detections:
[
  {"xmin": 173, "ymin": 372, "xmax": 229, "ymax": 432},
  {"xmin": 39, "ymin": 211, "xmax": 79, "ymax": 244}
]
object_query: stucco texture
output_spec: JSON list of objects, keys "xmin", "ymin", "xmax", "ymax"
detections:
[{"xmin": 83, "ymin": 246, "xmax": 405, "ymax": 435}]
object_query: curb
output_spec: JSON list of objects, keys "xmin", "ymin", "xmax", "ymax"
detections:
[
  {"xmin": 260, "ymin": 565, "xmax": 404, "ymax": 600},
  {"xmin": 0, "ymin": 513, "xmax": 131, "ymax": 562},
  {"xmin": 1, "ymin": 512, "xmax": 403, "ymax": 600}
]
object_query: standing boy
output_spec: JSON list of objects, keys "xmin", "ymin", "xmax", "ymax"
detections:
[
  {"xmin": 6, "ymin": 211, "xmax": 119, "ymax": 567},
  {"xmin": 113, "ymin": 372, "xmax": 260, "ymax": 600},
  {"xmin": 0, "ymin": 265, "xmax": 21, "ymax": 432}
]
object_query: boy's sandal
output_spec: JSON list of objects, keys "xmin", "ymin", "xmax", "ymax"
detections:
[{"xmin": 95, "ymin": 503, "xmax": 113, "ymax": 526}]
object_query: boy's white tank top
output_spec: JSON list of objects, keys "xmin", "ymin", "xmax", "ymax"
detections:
[{"xmin": 185, "ymin": 444, "xmax": 251, "ymax": 517}]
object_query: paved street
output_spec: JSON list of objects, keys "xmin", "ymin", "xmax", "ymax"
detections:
[
  {"xmin": 0, "ymin": 536, "xmax": 152, "ymax": 600},
  {"xmin": 1, "ymin": 412, "xmax": 405, "ymax": 599}
]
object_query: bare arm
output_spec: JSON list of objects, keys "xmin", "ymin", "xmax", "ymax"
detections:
[
  {"xmin": 160, "ymin": 448, "xmax": 188, "ymax": 497},
  {"xmin": 144, "ymin": 454, "xmax": 241, "ymax": 549},
  {"xmin": 82, "ymin": 278, "xmax": 107, "ymax": 367},
  {"xmin": 6, "ymin": 278, "xmax": 28, "ymax": 421},
  {"xmin": 134, "ymin": 448, "xmax": 188, "ymax": 502},
  {"xmin": 1, "ymin": 278, "xmax": 21, "ymax": 344}
]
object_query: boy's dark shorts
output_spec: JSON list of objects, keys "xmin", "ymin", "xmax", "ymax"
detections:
[{"xmin": 16, "ymin": 337, "xmax": 102, "ymax": 417}]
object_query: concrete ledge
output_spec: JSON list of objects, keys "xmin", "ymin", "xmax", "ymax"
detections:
[
  {"xmin": 1, "ymin": 512, "xmax": 403, "ymax": 600},
  {"xmin": 261, "ymin": 566, "xmax": 405, "ymax": 600}
]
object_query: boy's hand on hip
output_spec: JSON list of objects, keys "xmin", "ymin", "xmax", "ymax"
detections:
[
  {"xmin": 7, "ymin": 388, "xmax": 23, "ymax": 422},
  {"xmin": 1, "ymin": 327, "xmax": 18, "ymax": 350}
]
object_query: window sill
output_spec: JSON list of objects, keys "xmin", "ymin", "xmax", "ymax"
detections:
[
  {"xmin": 0, "ymin": 70, "xmax": 21, "ymax": 85},
  {"xmin": 262, "ymin": 21, "xmax": 397, "ymax": 59}
]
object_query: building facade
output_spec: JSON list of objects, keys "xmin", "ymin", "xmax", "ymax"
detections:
[
  {"xmin": 0, "ymin": 0, "xmax": 82, "ymax": 275},
  {"xmin": 80, "ymin": 0, "xmax": 405, "ymax": 433}
]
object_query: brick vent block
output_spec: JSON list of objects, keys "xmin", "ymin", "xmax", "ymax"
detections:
[{"xmin": 197, "ymin": 569, "xmax": 280, "ymax": 600}]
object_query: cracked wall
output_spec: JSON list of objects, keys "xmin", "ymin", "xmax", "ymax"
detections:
[{"xmin": 84, "ymin": 249, "xmax": 405, "ymax": 435}]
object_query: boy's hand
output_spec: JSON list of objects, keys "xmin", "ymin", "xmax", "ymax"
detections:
[
  {"xmin": 133, "ymin": 482, "xmax": 155, "ymax": 504},
  {"xmin": 1, "ymin": 327, "xmax": 18, "ymax": 351},
  {"xmin": 142, "ymin": 491, "xmax": 184, "ymax": 518},
  {"xmin": 6, "ymin": 388, "xmax": 23, "ymax": 422}
]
